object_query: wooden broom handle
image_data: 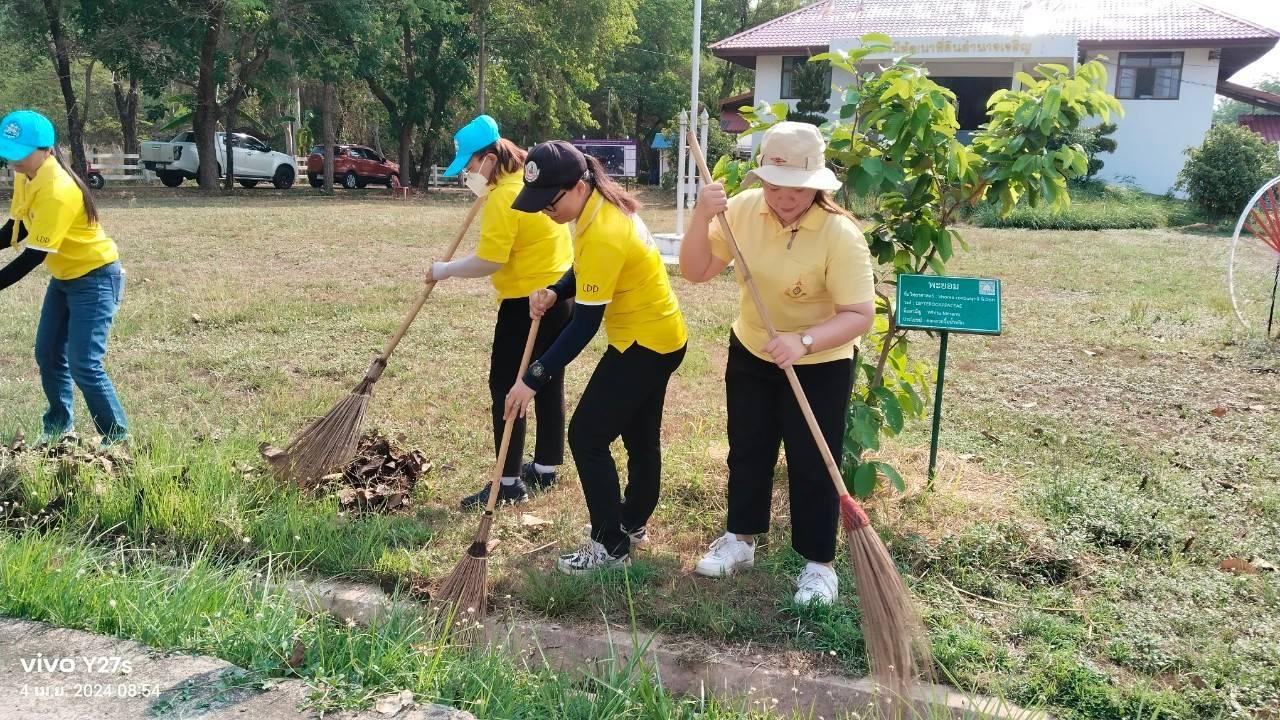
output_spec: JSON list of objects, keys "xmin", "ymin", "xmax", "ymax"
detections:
[
  {"xmin": 378, "ymin": 156, "xmax": 496, "ymax": 361},
  {"xmin": 483, "ymin": 317, "xmax": 542, "ymax": 514},
  {"xmin": 687, "ymin": 133, "xmax": 851, "ymax": 498}
]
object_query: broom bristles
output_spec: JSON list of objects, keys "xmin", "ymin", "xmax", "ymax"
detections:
[
  {"xmin": 840, "ymin": 496, "xmax": 933, "ymax": 715},
  {"xmin": 266, "ymin": 384, "xmax": 372, "ymax": 488},
  {"xmin": 432, "ymin": 513, "xmax": 496, "ymax": 645}
]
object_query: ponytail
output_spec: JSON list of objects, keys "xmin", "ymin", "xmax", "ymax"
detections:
[
  {"xmin": 583, "ymin": 155, "xmax": 641, "ymax": 214},
  {"xmin": 49, "ymin": 148, "xmax": 99, "ymax": 225},
  {"xmin": 474, "ymin": 138, "xmax": 528, "ymax": 184}
]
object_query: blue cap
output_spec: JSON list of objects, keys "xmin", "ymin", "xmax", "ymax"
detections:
[
  {"xmin": 442, "ymin": 115, "xmax": 500, "ymax": 177},
  {"xmin": 0, "ymin": 110, "xmax": 56, "ymax": 162}
]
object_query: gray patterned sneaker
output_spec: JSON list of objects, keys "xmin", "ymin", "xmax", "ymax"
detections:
[{"xmin": 556, "ymin": 539, "xmax": 629, "ymax": 576}]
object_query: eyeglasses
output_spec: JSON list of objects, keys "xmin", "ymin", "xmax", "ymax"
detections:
[{"xmin": 545, "ymin": 189, "xmax": 569, "ymax": 211}]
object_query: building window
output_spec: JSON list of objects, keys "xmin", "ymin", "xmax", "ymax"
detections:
[
  {"xmin": 780, "ymin": 56, "xmax": 830, "ymax": 100},
  {"xmin": 1116, "ymin": 52, "xmax": 1183, "ymax": 100}
]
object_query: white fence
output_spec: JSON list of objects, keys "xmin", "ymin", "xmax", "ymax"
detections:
[{"xmin": 0, "ymin": 152, "xmax": 450, "ymax": 189}]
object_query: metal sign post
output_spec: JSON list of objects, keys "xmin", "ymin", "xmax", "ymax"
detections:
[{"xmin": 895, "ymin": 274, "xmax": 1003, "ymax": 484}]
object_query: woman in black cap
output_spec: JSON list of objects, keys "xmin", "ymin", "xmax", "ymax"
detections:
[{"xmin": 504, "ymin": 141, "xmax": 687, "ymax": 575}]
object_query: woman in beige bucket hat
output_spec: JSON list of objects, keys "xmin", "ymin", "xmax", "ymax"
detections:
[{"xmin": 679, "ymin": 121, "xmax": 876, "ymax": 606}]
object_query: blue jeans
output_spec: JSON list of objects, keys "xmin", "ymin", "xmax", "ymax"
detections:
[{"xmin": 34, "ymin": 261, "xmax": 129, "ymax": 442}]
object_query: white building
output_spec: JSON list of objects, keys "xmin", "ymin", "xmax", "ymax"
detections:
[{"xmin": 710, "ymin": 0, "xmax": 1280, "ymax": 194}]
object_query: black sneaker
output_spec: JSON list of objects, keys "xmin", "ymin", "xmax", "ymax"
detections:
[
  {"xmin": 460, "ymin": 479, "xmax": 528, "ymax": 510},
  {"xmin": 520, "ymin": 462, "xmax": 557, "ymax": 491}
]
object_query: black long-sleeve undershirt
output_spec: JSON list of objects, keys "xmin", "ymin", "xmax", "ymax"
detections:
[
  {"xmin": 522, "ymin": 301, "xmax": 605, "ymax": 392},
  {"xmin": 1, "ymin": 219, "xmax": 29, "ymax": 249},
  {"xmin": 0, "ymin": 248, "xmax": 46, "ymax": 291}
]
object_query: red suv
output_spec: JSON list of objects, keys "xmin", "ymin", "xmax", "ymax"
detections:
[{"xmin": 306, "ymin": 144, "xmax": 400, "ymax": 189}]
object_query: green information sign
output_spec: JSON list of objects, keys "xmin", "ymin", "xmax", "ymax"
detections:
[{"xmin": 895, "ymin": 274, "xmax": 1002, "ymax": 335}]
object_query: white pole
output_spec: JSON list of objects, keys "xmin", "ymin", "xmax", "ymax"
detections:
[
  {"xmin": 676, "ymin": 110, "xmax": 689, "ymax": 235},
  {"xmin": 686, "ymin": 0, "xmax": 706, "ymax": 219}
]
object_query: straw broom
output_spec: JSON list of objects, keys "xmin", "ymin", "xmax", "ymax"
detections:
[
  {"xmin": 433, "ymin": 316, "xmax": 541, "ymax": 644},
  {"xmin": 688, "ymin": 134, "xmax": 932, "ymax": 703},
  {"xmin": 265, "ymin": 159, "xmax": 495, "ymax": 488}
]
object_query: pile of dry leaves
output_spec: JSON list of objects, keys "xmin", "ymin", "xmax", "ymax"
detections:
[{"xmin": 326, "ymin": 433, "xmax": 430, "ymax": 514}]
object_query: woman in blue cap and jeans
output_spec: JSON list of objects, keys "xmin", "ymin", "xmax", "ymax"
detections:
[
  {"xmin": 427, "ymin": 115, "xmax": 574, "ymax": 508},
  {"xmin": 0, "ymin": 109, "xmax": 128, "ymax": 449}
]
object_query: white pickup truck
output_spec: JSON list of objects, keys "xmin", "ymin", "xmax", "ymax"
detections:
[{"xmin": 140, "ymin": 131, "xmax": 297, "ymax": 189}]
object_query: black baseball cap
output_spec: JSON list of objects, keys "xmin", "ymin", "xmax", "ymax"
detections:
[{"xmin": 511, "ymin": 141, "xmax": 589, "ymax": 213}]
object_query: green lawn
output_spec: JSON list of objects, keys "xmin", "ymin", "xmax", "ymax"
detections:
[{"xmin": 1, "ymin": 186, "xmax": 1277, "ymax": 719}]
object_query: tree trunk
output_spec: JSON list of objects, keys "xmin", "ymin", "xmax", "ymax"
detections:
[
  {"xmin": 416, "ymin": 133, "xmax": 433, "ymax": 191},
  {"xmin": 112, "ymin": 74, "xmax": 139, "ymax": 155},
  {"xmin": 42, "ymin": 0, "xmax": 87, "ymax": 177},
  {"xmin": 398, "ymin": 122, "xmax": 415, "ymax": 185},
  {"xmin": 82, "ymin": 59, "xmax": 95, "ymax": 135},
  {"xmin": 223, "ymin": 102, "xmax": 237, "ymax": 191},
  {"xmin": 194, "ymin": 0, "xmax": 227, "ymax": 191},
  {"xmin": 322, "ymin": 80, "xmax": 335, "ymax": 193}
]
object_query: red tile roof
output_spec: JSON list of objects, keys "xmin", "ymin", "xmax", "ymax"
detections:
[
  {"xmin": 711, "ymin": 0, "xmax": 1279, "ymax": 56},
  {"xmin": 1240, "ymin": 115, "xmax": 1280, "ymax": 143}
]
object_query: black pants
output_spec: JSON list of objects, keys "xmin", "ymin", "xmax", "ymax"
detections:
[
  {"xmin": 569, "ymin": 342, "xmax": 686, "ymax": 556},
  {"xmin": 725, "ymin": 332, "xmax": 851, "ymax": 563},
  {"xmin": 490, "ymin": 297, "xmax": 572, "ymax": 476}
]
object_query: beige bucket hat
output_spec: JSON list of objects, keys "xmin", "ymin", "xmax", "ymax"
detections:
[{"xmin": 744, "ymin": 121, "xmax": 842, "ymax": 192}]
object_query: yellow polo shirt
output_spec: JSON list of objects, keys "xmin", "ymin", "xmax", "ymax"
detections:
[
  {"xmin": 10, "ymin": 154, "xmax": 118, "ymax": 281},
  {"xmin": 708, "ymin": 188, "xmax": 874, "ymax": 365},
  {"xmin": 474, "ymin": 170, "xmax": 572, "ymax": 300},
  {"xmin": 574, "ymin": 192, "xmax": 687, "ymax": 354}
]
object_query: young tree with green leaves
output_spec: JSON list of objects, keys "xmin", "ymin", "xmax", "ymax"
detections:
[{"xmin": 716, "ymin": 36, "xmax": 1123, "ymax": 495}]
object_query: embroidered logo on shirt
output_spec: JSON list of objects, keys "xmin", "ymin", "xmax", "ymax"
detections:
[
  {"xmin": 524, "ymin": 161, "xmax": 540, "ymax": 182},
  {"xmin": 3, "ymin": 122, "xmax": 20, "ymax": 139},
  {"xmin": 786, "ymin": 276, "xmax": 807, "ymax": 299}
]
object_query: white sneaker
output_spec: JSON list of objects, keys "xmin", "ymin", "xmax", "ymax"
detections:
[
  {"xmin": 556, "ymin": 539, "xmax": 629, "ymax": 576},
  {"xmin": 583, "ymin": 523, "xmax": 649, "ymax": 547},
  {"xmin": 694, "ymin": 532, "xmax": 755, "ymax": 577},
  {"xmin": 794, "ymin": 563, "xmax": 838, "ymax": 605}
]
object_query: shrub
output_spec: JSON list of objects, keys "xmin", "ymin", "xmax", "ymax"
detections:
[{"xmin": 1176, "ymin": 123, "xmax": 1280, "ymax": 218}]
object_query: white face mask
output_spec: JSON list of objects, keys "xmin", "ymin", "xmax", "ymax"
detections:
[{"xmin": 463, "ymin": 171, "xmax": 490, "ymax": 198}]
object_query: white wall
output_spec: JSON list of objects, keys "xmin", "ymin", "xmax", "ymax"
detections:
[
  {"xmin": 1085, "ymin": 48, "xmax": 1218, "ymax": 195},
  {"xmin": 748, "ymin": 47, "xmax": 1219, "ymax": 196}
]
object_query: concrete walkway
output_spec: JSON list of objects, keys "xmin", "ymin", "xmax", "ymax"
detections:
[{"xmin": 0, "ymin": 618, "xmax": 474, "ymax": 720}]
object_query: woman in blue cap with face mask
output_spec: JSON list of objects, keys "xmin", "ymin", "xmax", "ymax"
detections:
[
  {"xmin": 0, "ymin": 109, "xmax": 128, "ymax": 449},
  {"xmin": 427, "ymin": 115, "xmax": 574, "ymax": 508}
]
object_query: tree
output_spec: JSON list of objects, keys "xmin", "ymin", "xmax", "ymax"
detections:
[
  {"xmin": 1177, "ymin": 123, "xmax": 1280, "ymax": 218},
  {"xmin": 1047, "ymin": 122, "xmax": 1117, "ymax": 180},
  {"xmin": 1213, "ymin": 76, "xmax": 1280, "ymax": 125},
  {"xmin": 595, "ymin": 0, "xmax": 688, "ymax": 172},
  {"xmin": 111, "ymin": 72, "xmax": 140, "ymax": 155},
  {"xmin": 484, "ymin": 0, "xmax": 635, "ymax": 143},
  {"xmin": 702, "ymin": 0, "xmax": 809, "ymax": 103},
  {"xmin": 789, "ymin": 58, "xmax": 831, "ymax": 126},
  {"xmin": 80, "ymin": 0, "xmax": 289, "ymax": 192},
  {"xmin": 1, "ymin": 1, "xmax": 92, "ymax": 176},
  {"xmin": 722, "ymin": 39, "xmax": 1123, "ymax": 495},
  {"xmin": 357, "ymin": 0, "xmax": 476, "ymax": 187}
]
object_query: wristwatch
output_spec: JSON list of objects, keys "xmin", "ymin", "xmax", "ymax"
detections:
[
  {"xmin": 528, "ymin": 360, "xmax": 547, "ymax": 380},
  {"xmin": 800, "ymin": 334, "xmax": 815, "ymax": 354}
]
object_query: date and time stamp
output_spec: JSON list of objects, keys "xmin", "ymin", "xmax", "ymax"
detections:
[{"xmin": 8, "ymin": 654, "xmax": 161, "ymax": 700}]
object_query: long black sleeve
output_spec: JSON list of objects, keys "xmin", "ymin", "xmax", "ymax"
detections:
[
  {"xmin": 0, "ymin": 248, "xmax": 45, "ymax": 291},
  {"xmin": 523, "ymin": 302, "xmax": 605, "ymax": 391},
  {"xmin": 550, "ymin": 267, "xmax": 576, "ymax": 300},
  {"xmin": 1, "ymin": 219, "xmax": 28, "ymax": 249}
]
